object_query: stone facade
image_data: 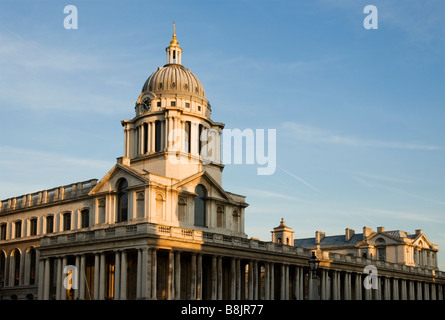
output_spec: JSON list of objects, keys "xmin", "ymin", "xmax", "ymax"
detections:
[{"xmin": 1, "ymin": 27, "xmax": 444, "ymax": 300}]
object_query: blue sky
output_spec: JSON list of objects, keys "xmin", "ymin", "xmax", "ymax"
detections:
[{"xmin": 0, "ymin": 0, "xmax": 444, "ymax": 269}]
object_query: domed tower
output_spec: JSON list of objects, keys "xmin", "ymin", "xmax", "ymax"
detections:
[{"xmin": 121, "ymin": 23, "xmax": 225, "ymax": 184}]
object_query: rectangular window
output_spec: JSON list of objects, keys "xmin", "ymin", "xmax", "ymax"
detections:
[
  {"xmin": 0, "ymin": 224, "xmax": 6, "ymax": 240},
  {"xmin": 81, "ymin": 210, "xmax": 90, "ymax": 228},
  {"xmin": 30, "ymin": 218, "xmax": 38, "ymax": 236},
  {"xmin": 46, "ymin": 215, "xmax": 54, "ymax": 233},
  {"xmin": 157, "ymin": 101, "xmax": 161, "ymax": 107},
  {"xmin": 171, "ymin": 101, "xmax": 176, "ymax": 107},
  {"xmin": 143, "ymin": 122, "xmax": 148, "ymax": 154},
  {"xmin": 155, "ymin": 120, "xmax": 162, "ymax": 152},
  {"xmin": 15, "ymin": 221, "xmax": 22, "ymax": 238},
  {"xmin": 185, "ymin": 121, "xmax": 191, "ymax": 153},
  {"xmin": 185, "ymin": 102, "xmax": 190, "ymax": 108},
  {"xmin": 63, "ymin": 212, "xmax": 71, "ymax": 231}
]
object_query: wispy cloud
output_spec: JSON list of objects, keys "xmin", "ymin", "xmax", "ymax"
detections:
[
  {"xmin": 348, "ymin": 171, "xmax": 412, "ymax": 184},
  {"xmin": 361, "ymin": 208, "xmax": 444, "ymax": 224},
  {"xmin": 278, "ymin": 166, "xmax": 320, "ymax": 193},
  {"xmin": 351, "ymin": 174, "xmax": 445, "ymax": 206},
  {"xmin": 282, "ymin": 122, "xmax": 441, "ymax": 151},
  {"xmin": 244, "ymin": 187, "xmax": 303, "ymax": 202}
]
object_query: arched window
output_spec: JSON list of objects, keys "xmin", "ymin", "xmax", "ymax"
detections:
[
  {"xmin": 194, "ymin": 185, "xmax": 206, "ymax": 227},
  {"xmin": 81, "ymin": 209, "xmax": 89, "ymax": 228},
  {"xmin": 28, "ymin": 248, "xmax": 36, "ymax": 285},
  {"xmin": 117, "ymin": 179, "xmax": 128, "ymax": 222},
  {"xmin": 178, "ymin": 197, "xmax": 187, "ymax": 222},
  {"xmin": 13, "ymin": 249, "xmax": 20, "ymax": 286},
  {"xmin": 136, "ymin": 192, "xmax": 145, "ymax": 218},
  {"xmin": 376, "ymin": 238, "xmax": 386, "ymax": 261},
  {"xmin": 216, "ymin": 206, "xmax": 224, "ymax": 228}
]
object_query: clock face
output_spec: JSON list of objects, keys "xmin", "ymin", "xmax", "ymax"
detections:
[{"xmin": 142, "ymin": 98, "xmax": 151, "ymax": 112}]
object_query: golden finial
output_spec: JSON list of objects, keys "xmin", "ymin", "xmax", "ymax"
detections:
[{"xmin": 170, "ymin": 20, "xmax": 179, "ymax": 46}]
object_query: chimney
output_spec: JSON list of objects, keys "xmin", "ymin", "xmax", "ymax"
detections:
[
  {"xmin": 415, "ymin": 229, "xmax": 423, "ymax": 235},
  {"xmin": 345, "ymin": 228, "xmax": 355, "ymax": 241},
  {"xmin": 315, "ymin": 231, "xmax": 325, "ymax": 245},
  {"xmin": 363, "ymin": 226, "xmax": 372, "ymax": 239},
  {"xmin": 377, "ymin": 226, "xmax": 385, "ymax": 233}
]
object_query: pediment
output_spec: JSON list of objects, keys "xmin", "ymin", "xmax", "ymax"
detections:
[
  {"xmin": 89, "ymin": 164, "xmax": 148, "ymax": 195},
  {"xmin": 412, "ymin": 233, "xmax": 435, "ymax": 249},
  {"xmin": 356, "ymin": 232, "xmax": 403, "ymax": 247},
  {"xmin": 172, "ymin": 171, "xmax": 231, "ymax": 202}
]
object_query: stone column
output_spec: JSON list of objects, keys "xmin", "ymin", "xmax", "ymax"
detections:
[
  {"xmin": 392, "ymin": 278, "xmax": 399, "ymax": 300},
  {"xmin": 79, "ymin": 255, "xmax": 86, "ymax": 300},
  {"xmin": 56, "ymin": 258, "xmax": 62, "ymax": 300},
  {"xmin": 168, "ymin": 251, "xmax": 174, "ymax": 300},
  {"xmin": 94, "ymin": 254, "xmax": 100, "ymax": 300},
  {"xmin": 236, "ymin": 258, "xmax": 241, "ymax": 300},
  {"xmin": 37, "ymin": 258, "xmax": 45, "ymax": 300},
  {"xmin": 294, "ymin": 266, "xmax": 300, "ymax": 300},
  {"xmin": 355, "ymin": 273, "xmax": 362, "ymax": 300},
  {"xmin": 332, "ymin": 271, "xmax": 338, "ymax": 300},
  {"xmin": 99, "ymin": 253, "xmax": 106, "ymax": 300},
  {"xmin": 248, "ymin": 260, "xmax": 254, "ymax": 300},
  {"xmin": 43, "ymin": 258, "xmax": 50, "ymax": 300},
  {"xmin": 140, "ymin": 248, "xmax": 148, "ymax": 300},
  {"xmin": 211, "ymin": 255, "xmax": 217, "ymax": 300},
  {"xmin": 136, "ymin": 250, "xmax": 142, "ymax": 299},
  {"xmin": 230, "ymin": 258, "xmax": 236, "ymax": 300},
  {"xmin": 74, "ymin": 256, "xmax": 80, "ymax": 299},
  {"xmin": 320, "ymin": 269, "xmax": 326, "ymax": 300},
  {"xmin": 196, "ymin": 254, "xmax": 202, "ymax": 300},
  {"xmin": 285, "ymin": 264, "xmax": 289, "ymax": 300},
  {"xmin": 270, "ymin": 263, "xmax": 275, "ymax": 300},
  {"xmin": 151, "ymin": 249, "xmax": 157, "ymax": 300},
  {"xmin": 120, "ymin": 251, "xmax": 127, "ymax": 300},
  {"xmin": 400, "ymin": 279, "xmax": 407, "ymax": 300},
  {"xmin": 280, "ymin": 264, "xmax": 285, "ymax": 300},
  {"xmin": 191, "ymin": 253, "xmax": 197, "ymax": 300},
  {"xmin": 254, "ymin": 260, "xmax": 259, "ymax": 300},
  {"xmin": 424, "ymin": 282, "xmax": 430, "ymax": 300},
  {"xmin": 264, "ymin": 262, "xmax": 270, "ymax": 300},
  {"xmin": 114, "ymin": 251, "xmax": 121, "ymax": 300},
  {"xmin": 417, "ymin": 282, "xmax": 422, "ymax": 300},
  {"xmin": 217, "ymin": 256, "xmax": 223, "ymax": 300},
  {"xmin": 175, "ymin": 251, "xmax": 181, "ymax": 300},
  {"xmin": 431, "ymin": 283, "xmax": 436, "ymax": 300}
]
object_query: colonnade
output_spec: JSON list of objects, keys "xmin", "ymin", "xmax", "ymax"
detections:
[
  {"xmin": 35, "ymin": 247, "xmax": 445, "ymax": 301},
  {"xmin": 123, "ymin": 117, "xmax": 221, "ymax": 163}
]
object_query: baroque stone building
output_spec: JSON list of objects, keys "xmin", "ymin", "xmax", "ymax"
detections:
[{"xmin": 1, "ymin": 27, "xmax": 444, "ymax": 301}]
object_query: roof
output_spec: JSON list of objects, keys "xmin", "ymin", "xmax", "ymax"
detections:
[
  {"xmin": 294, "ymin": 233, "xmax": 365, "ymax": 247},
  {"xmin": 294, "ymin": 229, "xmax": 417, "ymax": 248}
]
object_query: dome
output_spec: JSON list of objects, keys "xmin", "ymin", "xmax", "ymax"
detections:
[
  {"xmin": 141, "ymin": 64, "xmax": 206, "ymax": 100},
  {"xmin": 141, "ymin": 22, "xmax": 206, "ymax": 102}
]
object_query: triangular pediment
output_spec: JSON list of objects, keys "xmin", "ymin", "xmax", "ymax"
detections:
[
  {"xmin": 89, "ymin": 164, "xmax": 149, "ymax": 195},
  {"xmin": 412, "ymin": 233, "xmax": 435, "ymax": 249},
  {"xmin": 356, "ymin": 231, "xmax": 404, "ymax": 247},
  {"xmin": 172, "ymin": 171, "xmax": 231, "ymax": 201}
]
